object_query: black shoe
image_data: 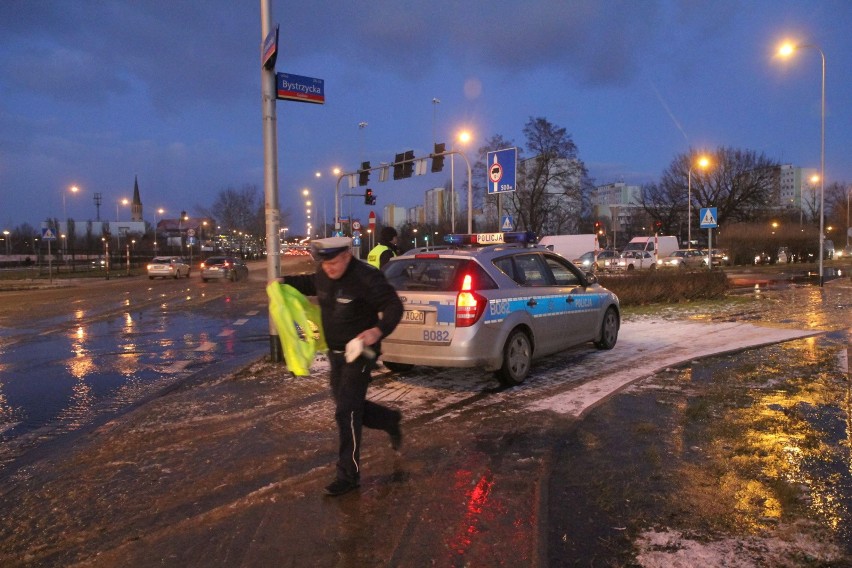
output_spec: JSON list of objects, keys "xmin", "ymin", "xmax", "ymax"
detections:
[
  {"xmin": 324, "ymin": 478, "xmax": 359, "ymax": 496},
  {"xmin": 389, "ymin": 413, "xmax": 403, "ymax": 451}
]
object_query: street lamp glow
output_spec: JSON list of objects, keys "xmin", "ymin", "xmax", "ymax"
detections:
[{"xmin": 778, "ymin": 42, "xmax": 796, "ymax": 58}]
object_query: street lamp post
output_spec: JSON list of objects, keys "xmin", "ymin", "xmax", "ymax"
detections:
[
  {"xmin": 778, "ymin": 41, "xmax": 826, "ymax": 286},
  {"xmin": 62, "ymin": 185, "xmax": 79, "ymax": 260},
  {"xmin": 450, "ymin": 130, "xmax": 472, "ymax": 233},
  {"xmin": 687, "ymin": 155, "xmax": 710, "ymax": 248},
  {"xmin": 847, "ymin": 185, "xmax": 851, "ymax": 249},
  {"xmin": 154, "ymin": 208, "xmax": 164, "ymax": 255}
]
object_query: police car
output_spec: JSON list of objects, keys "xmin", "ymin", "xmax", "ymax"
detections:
[{"xmin": 380, "ymin": 232, "xmax": 620, "ymax": 386}]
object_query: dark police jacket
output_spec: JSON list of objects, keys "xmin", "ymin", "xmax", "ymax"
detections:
[{"xmin": 315, "ymin": 259, "xmax": 403, "ymax": 352}]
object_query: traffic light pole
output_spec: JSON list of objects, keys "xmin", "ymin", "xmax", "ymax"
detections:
[{"xmin": 334, "ymin": 149, "xmax": 473, "ymax": 234}]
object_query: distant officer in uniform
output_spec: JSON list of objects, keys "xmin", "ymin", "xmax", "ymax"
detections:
[
  {"xmin": 367, "ymin": 226, "xmax": 399, "ymax": 269},
  {"xmin": 310, "ymin": 236, "xmax": 404, "ymax": 496}
]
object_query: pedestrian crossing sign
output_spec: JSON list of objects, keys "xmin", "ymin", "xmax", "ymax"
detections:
[
  {"xmin": 500, "ymin": 215, "xmax": 514, "ymax": 232},
  {"xmin": 41, "ymin": 227, "xmax": 57, "ymax": 240},
  {"xmin": 699, "ymin": 207, "xmax": 718, "ymax": 229}
]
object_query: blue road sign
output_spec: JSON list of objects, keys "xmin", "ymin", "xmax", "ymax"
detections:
[
  {"xmin": 500, "ymin": 215, "xmax": 514, "ymax": 232},
  {"xmin": 486, "ymin": 148, "xmax": 517, "ymax": 194},
  {"xmin": 276, "ymin": 73, "xmax": 325, "ymax": 104},
  {"xmin": 699, "ymin": 207, "xmax": 718, "ymax": 229},
  {"xmin": 41, "ymin": 227, "xmax": 57, "ymax": 240}
]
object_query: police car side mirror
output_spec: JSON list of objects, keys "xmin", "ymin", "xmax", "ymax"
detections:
[{"xmin": 584, "ymin": 272, "xmax": 598, "ymax": 285}]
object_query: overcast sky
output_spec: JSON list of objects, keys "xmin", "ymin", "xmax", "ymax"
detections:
[{"xmin": 1, "ymin": 0, "xmax": 850, "ymax": 234}]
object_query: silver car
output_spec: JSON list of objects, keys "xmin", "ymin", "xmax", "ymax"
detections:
[
  {"xmin": 147, "ymin": 256, "xmax": 191, "ymax": 279},
  {"xmin": 380, "ymin": 232, "xmax": 621, "ymax": 386},
  {"xmin": 200, "ymin": 256, "xmax": 249, "ymax": 282},
  {"xmin": 658, "ymin": 248, "xmax": 709, "ymax": 269}
]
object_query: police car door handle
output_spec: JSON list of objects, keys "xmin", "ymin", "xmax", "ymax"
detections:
[
  {"xmin": 566, "ymin": 296, "xmax": 574, "ymax": 303},
  {"xmin": 527, "ymin": 298, "xmax": 537, "ymax": 307}
]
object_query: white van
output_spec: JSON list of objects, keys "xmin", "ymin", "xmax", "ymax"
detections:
[
  {"xmin": 621, "ymin": 236, "xmax": 679, "ymax": 258},
  {"xmin": 538, "ymin": 234, "xmax": 599, "ymax": 263},
  {"xmin": 611, "ymin": 236, "xmax": 679, "ymax": 271}
]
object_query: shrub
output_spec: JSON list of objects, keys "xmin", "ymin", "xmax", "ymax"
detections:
[{"xmin": 597, "ymin": 270, "xmax": 730, "ymax": 306}]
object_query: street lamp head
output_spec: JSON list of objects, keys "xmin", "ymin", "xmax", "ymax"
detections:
[
  {"xmin": 70, "ymin": 185, "xmax": 79, "ymax": 194},
  {"xmin": 778, "ymin": 42, "xmax": 797, "ymax": 58},
  {"xmin": 457, "ymin": 130, "xmax": 472, "ymax": 145},
  {"xmin": 697, "ymin": 156, "xmax": 710, "ymax": 169}
]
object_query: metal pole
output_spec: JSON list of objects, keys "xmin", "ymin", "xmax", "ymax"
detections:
[
  {"xmin": 818, "ymin": 48, "xmax": 825, "ymax": 286},
  {"xmin": 261, "ymin": 0, "xmax": 283, "ymax": 360},
  {"xmin": 687, "ymin": 166, "xmax": 692, "ymax": 248},
  {"xmin": 450, "ymin": 150, "xmax": 455, "ymax": 233}
]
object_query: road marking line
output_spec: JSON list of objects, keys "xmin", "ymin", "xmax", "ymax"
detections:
[
  {"xmin": 218, "ymin": 329, "xmax": 235, "ymax": 337},
  {"xmin": 234, "ymin": 318, "xmax": 249, "ymax": 326}
]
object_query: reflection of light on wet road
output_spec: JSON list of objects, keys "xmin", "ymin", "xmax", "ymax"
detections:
[
  {"xmin": 691, "ymin": 336, "xmax": 851, "ymax": 536},
  {"xmin": 446, "ymin": 469, "xmax": 495, "ymax": 556},
  {"xmin": 0, "ymin": 305, "xmax": 268, "ymax": 468}
]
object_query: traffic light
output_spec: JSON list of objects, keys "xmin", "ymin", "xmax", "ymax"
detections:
[
  {"xmin": 392, "ymin": 153, "xmax": 405, "ymax": 180},
  {"xmin": 402, "ymin": 150, "xmax": 415, "ymax": 178},
  {"xmin": 364, "ymin": 188, "xmax": 376, "ymax": 205},
  {"xmin": 431, "ymin": 142, "xmax": 445, "ymax": 173},
  {"xmin": 358, "ymin": 161, "xmax": 370, "ymax": 186}
]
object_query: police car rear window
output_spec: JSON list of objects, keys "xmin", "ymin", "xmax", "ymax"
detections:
[{"xmin": 384, "ymin": 258, "xmax": 497, "ymax": 292}]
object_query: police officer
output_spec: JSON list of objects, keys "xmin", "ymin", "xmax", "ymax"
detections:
[
  {"xmin": 367, "ymin": 226, "xmax": 399, "ymax": 269},
  {"xmin": 311, "ymin": 236, "xmax": 404, "ymax": 496}
]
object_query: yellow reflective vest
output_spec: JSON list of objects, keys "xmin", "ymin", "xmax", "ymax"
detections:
[
  {"xmin": 367, "ymin": 243, "xmax": 392, "ymax": 268},
  {"xmin": 266, "ymin": 282, "xmax": 326, "ymax": 377}
]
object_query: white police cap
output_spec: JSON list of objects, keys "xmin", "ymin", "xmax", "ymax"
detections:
[{"xmin": 310, "ymin": 237, "xmax": 352, "ymax": 260}]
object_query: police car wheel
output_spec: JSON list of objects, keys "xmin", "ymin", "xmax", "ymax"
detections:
[
  {"xmin": 594, "ymin": 307, "xmax": 619, "ymax": 350},
  {"xmin": 384, "ymin": 361, "xmax": 413, "ymax": 373},
  {"xmin": 495, "ymin": 329, "xmax": 531, "ymax": 387}
]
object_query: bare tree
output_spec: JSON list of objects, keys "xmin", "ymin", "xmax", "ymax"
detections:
[
  {"xmin": 645, "ymin": 147, "xmax": 780, "ymax": 237},
  {"xmin": 508, "ymin": 117, "xmax": 587, "ymax": 235},
  {"xmin": 208, "ymin": 184, "xmax": 265, "ymax": 235}
]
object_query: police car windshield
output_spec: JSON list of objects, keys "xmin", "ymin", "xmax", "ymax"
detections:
[{"xmin": 384, "ymin": 258, "xmax": 497, "ymax": 292}]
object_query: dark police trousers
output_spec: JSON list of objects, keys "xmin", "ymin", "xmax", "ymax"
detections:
[{"xmin": 328, "ymin": 351, "xmax": 399, "ymax": 483}]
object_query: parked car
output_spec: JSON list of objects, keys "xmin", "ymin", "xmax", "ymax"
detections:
[
  {"xmin": 147, "ymin": 256, "xmax": 191, "ymax": 279},
  {"xmin": 200, "ymin": 256, "xmax": 249, "ymax": 282},
  {"xmin": 709, "ymin": 248, "xmax": 730, "ymax": 266},
  {"xmin": 380, "ymin": 231, "xmax": 621, "ymax": 387},
  {"xmin": 611, "ymin": 250, "xmax": 657, "ymax": 270},
  {"xmin": 658, "ymin": 249, "xmax": 709, "ymax": 269},
  {"xmin": 572, "ymin": 249, "xmax": 620, "ymax": 272}
]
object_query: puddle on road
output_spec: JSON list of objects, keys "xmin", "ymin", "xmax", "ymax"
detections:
[{"xmin": 546, "ymin": 330, "xmax": 851, "ymax": 566}]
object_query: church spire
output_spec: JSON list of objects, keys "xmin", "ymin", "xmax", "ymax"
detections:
[{"xmin": 131, "ymin": 175, "xmax": 143, "ymax": 222}]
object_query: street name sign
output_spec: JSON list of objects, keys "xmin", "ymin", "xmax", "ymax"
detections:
[{"xmin": 276, "ymin": 73, "xmax": 325, "ymax": 104}]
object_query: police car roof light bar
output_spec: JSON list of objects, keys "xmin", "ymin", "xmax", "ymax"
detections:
[{"xmin": 443, "ymin": 231, "xmax": 537, "ymax": 246}]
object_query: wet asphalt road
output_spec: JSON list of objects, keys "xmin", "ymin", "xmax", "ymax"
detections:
[{"xmin": 0, "ymin": 270, "xmax": 850, "ymax": 567}]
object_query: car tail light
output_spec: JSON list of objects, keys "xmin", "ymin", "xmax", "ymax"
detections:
[
  {"xmin": 455, "ymin": 273, "xmax": 486, "ymax": 327},
  {"xmin": 200, "ymin": 262, "xmax": 206, "ymax": 269}
]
